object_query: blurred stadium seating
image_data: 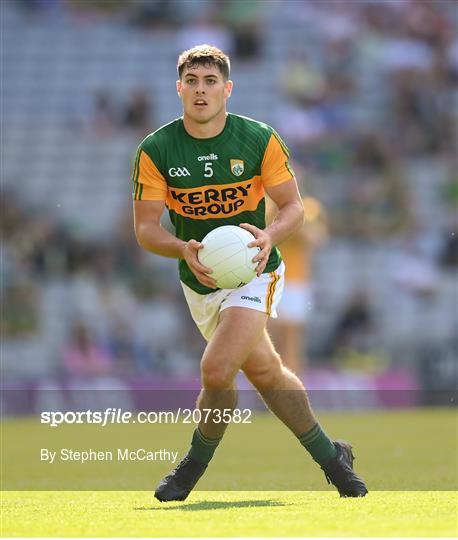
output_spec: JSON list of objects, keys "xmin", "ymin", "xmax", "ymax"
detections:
[{"xmin": 2, "ymin": 0, "xmax": 457, "ymax": 398}]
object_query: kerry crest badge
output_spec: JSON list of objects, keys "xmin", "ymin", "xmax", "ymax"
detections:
[{"xmin": 230, "ymin": 159, "xmax": 244, "ymax": 177}]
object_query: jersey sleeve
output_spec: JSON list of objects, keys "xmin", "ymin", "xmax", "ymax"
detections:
[
  {"xmin": 131, "ymin": 146, "xmax": 167, "ymax": 201},
  {"xmin": 261, "ymin": 132, "xmax": 295, "ymax": 188}
]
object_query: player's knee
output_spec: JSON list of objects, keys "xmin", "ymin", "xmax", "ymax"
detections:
[{"xmin": 201, "ymin": 364, "xmax": 234, "ymax": 389}]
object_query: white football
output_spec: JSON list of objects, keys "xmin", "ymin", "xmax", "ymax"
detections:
[{"xmin": 198, "ymin": 225, "xmax": 261, "ymax": 289}]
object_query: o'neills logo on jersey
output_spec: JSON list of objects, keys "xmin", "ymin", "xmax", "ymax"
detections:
[
  {"xmin": 197, "ymin": 154, "xmax": 218, "ymax": 161},
  {"xmin": 166, "ymin": 177, "xmax": 264, "ymax": 219}
]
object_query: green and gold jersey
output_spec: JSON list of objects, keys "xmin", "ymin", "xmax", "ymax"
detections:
[{"xmin": 132, "ymin": 113, "xmax": 294, "ymax": 294}]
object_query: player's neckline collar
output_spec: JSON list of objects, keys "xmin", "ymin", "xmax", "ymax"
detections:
[{"xmin": 180, "ymin": 114, "xmax": 231, "ymax": 144}]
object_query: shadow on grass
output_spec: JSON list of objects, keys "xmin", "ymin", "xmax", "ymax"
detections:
[{"xmin": 135, "ymin": 499, "xmax": 286, "ymax": 511}]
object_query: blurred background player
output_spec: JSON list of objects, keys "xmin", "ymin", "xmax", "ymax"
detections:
[{"xmin": 268, "ymin": 162, "xmax": 328, "ymax": 376}]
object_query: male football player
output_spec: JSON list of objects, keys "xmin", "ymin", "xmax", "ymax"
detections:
[{"xmin": 132, "ymin": 44, "xmax": 367, "ymax": 500}]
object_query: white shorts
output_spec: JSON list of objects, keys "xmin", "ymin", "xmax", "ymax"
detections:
[
  {"xmin": 181, "ymin": 261, "xmax": 285, "ymax": 341},
  {"xmin": 276, "ymin": 282, "xmax": 313, "ymax": 324}
]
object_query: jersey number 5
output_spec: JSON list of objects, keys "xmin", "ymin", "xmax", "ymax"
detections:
[{"xmin": 204, "ymin": 162, "xmax": 213, "ymax": 178}]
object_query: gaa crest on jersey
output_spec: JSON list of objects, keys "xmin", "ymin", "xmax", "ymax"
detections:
[{"xmin": 230, "ymin": 159, "xmax": 244, "ymax": 177}]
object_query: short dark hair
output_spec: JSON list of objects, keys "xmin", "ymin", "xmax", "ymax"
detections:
[{"xmin": 177, "ymin": 44, "xmax": 230, "ymax": 80}]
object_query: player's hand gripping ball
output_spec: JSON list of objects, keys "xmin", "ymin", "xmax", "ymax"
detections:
[{"xmin": 198, "ymin": 225, "xmax": 261, "ymax": 289}]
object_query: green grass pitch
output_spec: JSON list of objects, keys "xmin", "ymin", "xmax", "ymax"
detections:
[
  {"xmin": 2, "ymin": 408, "xmax": 457, "ymax": 537},
  {"xmin": 2, "ymin": 490, "xmax": 457, "ymax": 537}
]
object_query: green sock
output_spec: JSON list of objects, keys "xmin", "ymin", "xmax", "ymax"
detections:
[
  {"xmin": 188, "ymin": 428, "xmax": 222, "ymax": 465},
  {"xmin": 298, "ymin": 424, "xmax": 337, "ymax": 466}
]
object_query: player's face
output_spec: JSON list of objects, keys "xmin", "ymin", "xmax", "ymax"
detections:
[{"xmin": 177, "ymin": 65, "xmax": 232, "ymax": 124}]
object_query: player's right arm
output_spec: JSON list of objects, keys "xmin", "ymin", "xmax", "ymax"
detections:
[
  {"xmin": 132, "ymin": 144, "xmax": 216, "ymax": 288},
  {"xmin": 133, "ymin": 200, "xmax": 216, "ymax": 289},
  {"xmin": 134, "ymin": 202, "xmax": 217, "ymax": 294},
  {"xmin": 133, "ymin": 199, "xmax": 184, "ymax": 258}
]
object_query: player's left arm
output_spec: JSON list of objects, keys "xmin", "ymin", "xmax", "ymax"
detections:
[{"xmin": 241, "ymin": 178, "xmax": 304, "ymax": 275}]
